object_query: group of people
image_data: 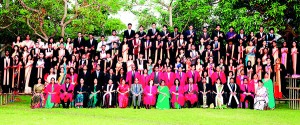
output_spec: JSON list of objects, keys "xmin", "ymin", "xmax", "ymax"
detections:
[{"xmin": 1, "ymin": 23, "xmax": 296, "ymax": 110}]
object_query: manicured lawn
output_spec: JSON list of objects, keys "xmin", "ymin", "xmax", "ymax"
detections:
[{"xmin": 0, "ymin": 95, "xmax": 299, "ymax": 125}]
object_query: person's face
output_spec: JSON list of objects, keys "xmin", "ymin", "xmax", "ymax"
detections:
[
  {"xmin": 293, "ymin": 42, "xmax": 296, "ymax": 47},
  {"xmin": 244, "ymin": 79, "xmax": 248, "ymax": 84},
  {"xmin": 216, "ymin": 67, "xmax": 220, "ymax": 72},
  {"xmin": 258, "ymin": 82, "xmax": 262, "ymax": 87},
  {"xmin": 161, "ymin": 81, "xmax": 165, "ymax": 86},
  {"xmin": 135, "ymin": 79, "xmax": 139, "ymax": 83},
  {"xmin": 283, "ymin": 42, "xmax": 287, "ymax": 47},
  {"xmin": 155, "ymin": 67, "xmax": 158, "ymax": 72},
  {"xmin": 112, "ymin": 31, "xmax": 116, "ymax": 35},
  {"xmin": 229, "ymin": 28, "xmax": 233, "ymax": 32},
  {"xmin": 5, "ymin": 51, "xmax": 9, "ymax": 56},
  {"xmin": 144, "ymin": 69, "xmax": 147, "ymax": 74},
  {"xmin": 174, "ymin": 28, "xmax": 178, "ymax": 32},
  {"xmin": 204, "ymin": 72, "xmax": 207, "ymax": 76},
  {"xmin": 216, "ymin": 26, "xmax": 220, "ymax": 31},
  {"xmin": 149, "ymin": 80, "xmax": 154, "ymax": 85},
  {"xmin": 189, "ymin": 26, "xmax": 193, "ymax": 30},
  {"xmin": 89, "ymin": 35, "xmax": 93, "ymax": 39},
  {"xmin": 132, "ymin": 66, "xmax": 136, "ymax": 70},
  {"xmin": 94, "ymin": 79, "xmax": 97, "ymax": 84},
  {"xmin": 270, "ymin": 30, "xmax": 274, "ymax": 34},
  {"xmin": 78, "ymin": 33, "xmax": 82, "ymax": 37},
  {"xmin": 230, "ymin": 79, "xmax": 234, "ymax": 83},
  {"xmin": 109, "ymin": 80, "xmax": 113, "ymax": 84},
  {"xmin": 39, "ymin": 53, "xmax": 44, "ymax": 58},
  {"xmin": 178, "ymin": 68, "xmax": 182, "ymax": 72},
  {"xmin": 83, "ymin": 66, "xmax": 88, "ymax": 70},
  {"xmin": 273, "ymin": 42, "xmax": 276, "ymax": 47},
  {"xmin": 26, "ymin": 35, "xmax": 30, "ymax": 40},
  {"xmin": 70, "ymin": 68, "xmax": 74, "ymax": 73},
  {"xmin": 180, "ymin": 34, "xmax": 184, "ymax": 39},
  {"xmin": 241, "ymin": 70, "xmax": 244, "ymax": 75},
  {"xmin": 17, "ymin": 36, "xmax": 20, "ymax": 41},
  {"xmin": 163, "ymin": 26, "xmax": 167, "ymax": 30},
  {"xmin": 80, "ymin": 79, "xmax": 84, "ymax": 84},
  {"xmin": 249, "ymin": 41, "xmax": 253, "ymax": 46},
  {"xmin": 264, "ymin": 73, "xmax": 269, "ymax": 78},
  {"xmin": 51, "ymin": 79, "xmax": 55, "ymax": 83},
  {"xmin": 38, "ymin": 79, "xmax": 41, "ymax": 83},
  {"xmin": 152, "ymin": 24, "xmax": 156, "ymax": 29},
  {"xmin": 122, "ymin": 80, "xmax": 126, "ymax": 85},
  {"xmin": 168, "ymin": 37, "xmax": 172, "ymax": 41},
  {"xmin": 240, "ymin": 30, "xmax": 244, "ymax": 34},
  {"xmin": 254, "ymin": 74, "xmax": 258, "ymax": 79},
  {"xmin": 259, "ymin": 27, "xmax": 264, "ymax": 32},
  {"xmin": 214, "ymin": 37, "xmax": 218, "ymax": 41},
  {"xmin": 128, "ymin": 25, "xmax": 132, "ymax": 29},
  {"xmin": 216, "ymin": 79, "xmax": 220, "ymax": 84},
  {"xmin": 66, "ymin": 78, "xmax": 70, "ymax": 83},
  {"xmin": 203, "ymin": 28, "xmax": 207, "ymax": 32},
  {"xmin": 109, "ymin": 69, "xmax": 113, "ymax": 74},
  {"xmin": 139, "ymin": 26, "xmax": 144, "ymax": 31},
  {"xmin": 175, "ymin": 80, "xmax": 179, "ymax": 85}
]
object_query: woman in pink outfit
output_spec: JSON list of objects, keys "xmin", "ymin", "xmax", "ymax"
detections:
[{"xmin": 143, "ymin": 79, "xmax": 158, "ymax": 109}]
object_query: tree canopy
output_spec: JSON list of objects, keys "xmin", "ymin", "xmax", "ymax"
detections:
[{"xmin": 0, "ymin": 0, "xmax": 299, "ymax": 43}]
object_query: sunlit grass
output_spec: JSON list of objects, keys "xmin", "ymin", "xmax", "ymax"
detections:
[{"xmin": 0, "ymin": 95, "xmax": 299, "ymax": 125}]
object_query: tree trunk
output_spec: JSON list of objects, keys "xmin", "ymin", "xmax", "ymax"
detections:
[
  {"xmin": 61, "ymin": 25, "xmax": 65, "ymax": 37},
  {"xmin": 5, "ymin": 0, "xmax": 9, "ymax": 8},
  {"xmin": 169, "ymin": 6, "xmax": 173, "ymax": 27}
]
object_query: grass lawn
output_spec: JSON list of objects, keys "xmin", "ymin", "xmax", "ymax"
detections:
[{"xmin": 0, "ymin": 95, "xmax": 299, "ymax": 125}]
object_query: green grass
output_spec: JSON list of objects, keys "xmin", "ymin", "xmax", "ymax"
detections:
[{"xmin": 0, "ymin": 96, "xmax": 299, "ymax": 125}]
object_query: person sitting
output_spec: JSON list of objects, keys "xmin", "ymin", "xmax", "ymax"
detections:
[
  {"xmin": 184, "ymin": 78, "xmax": 198, "ymax": 108},
  {"xmin": 254, "ymin": 80, "xmax": 268, "ymax": 110},
  {"xmin": 60, "ymin": 77, "xmax": 74, "ymax": 108},
  {"xmin": 102, "ymin": 79, "xmax": 117, "ymax": 108},
  {"xmin": 130, "ymin": 78, "xmax": 143, "ymax": 109},
  {"xmin": 240, "ymin": 78, "xmax": 254, "ymax": 109}
]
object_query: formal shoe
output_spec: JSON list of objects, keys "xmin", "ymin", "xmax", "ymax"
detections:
[
  {"xmin": 138, "ymin": 106, "xmax": 140, "ymax": 109},
  {"xmin": 134, "ymin": 106, "xmax": 136, "ymax": 109}
]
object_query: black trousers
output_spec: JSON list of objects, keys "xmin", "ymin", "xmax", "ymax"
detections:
[
  {"xmin": 242, "ymin": 95, "xmax": 254, "ymax": 109},
  {"xmin": 61, "ymin": 99, "xmax": 70, "ymax": 108}
]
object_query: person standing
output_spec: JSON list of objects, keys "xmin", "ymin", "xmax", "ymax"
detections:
[{"xmin": 1, "ymin": 50, "xmax": 13, "ymax": 93}]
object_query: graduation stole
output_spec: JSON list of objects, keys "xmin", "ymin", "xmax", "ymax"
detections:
[{"xmin": 227, "ymin": 83, "xmax": 239, "ymax": 105}]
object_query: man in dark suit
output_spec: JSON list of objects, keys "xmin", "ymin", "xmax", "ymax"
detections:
[
  {"xmin": 137, "ymin": 25, "xmax": 147, "ymax": 41},
  {"xmin": 73, "ymin": 32, "xmax": 85, "ymax": 52},
  {"xmin": 211, "ymin": 25, "xmax": 225, "ymax": 56},
  {"xmin": 160, "ymin": 25, "xmax": 170, "ymax": 41},
  {"xmin": 211, "ymin": 24, "xmax": 225, "ymax": 44},
  {"xmin": 266, "ymin": 28, "xmax": 276, "ymax": 47},
  {"xmin": 236, "ymin": 29, "xmax": 247, "ymax": 43},
  {"xmin": 123, "ymin": 23, "xmax": 135, "ymax": 42},
  {"xmin": 105, "ymin": 69, "xmax": 118, "ymax": 86},
  {"xmin": 78, "ymin": 65, "xmax": 92, "ymax": 88},
  {"xmin": 147, "ymin": 23, "xmax": 160, "ymax": 41},
  {"xmin": 92, "ymin": 64, "xmax": 105, "ymax": 88},
  {"xmin": 199, "ymin": 27, "xmax": 211, "ymax": 43},
  {"xmin": 170, "ymin": 26, "xmax": 180, "ymax": 41},
  {"xmin": 184, "ymin": 24, "xmax": 197, "ymax": 41},
  {"xmin": 86, "ymin": 34, "xmax": 98, "ymax": 56},
  {"xmin": 255, "ymin": 26, "xmax": 266, "ymax": 48}
]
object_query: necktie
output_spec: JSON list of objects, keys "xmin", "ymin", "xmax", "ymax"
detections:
[
  {"xmin": 215, "ymin": 42, "xmax": 218, "ymax": 48},
  {"xmin": 180, "ymin": 72, "xmax": 182, "ymax": 79},
  {"xmin": 245, "ymin": 85, "xmax": 248, "ymax": 92},
  {"xmin": 135, "ymin": 84, "xmax": 138, "ymax": 93}
]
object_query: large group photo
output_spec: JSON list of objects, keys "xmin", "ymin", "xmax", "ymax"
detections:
[{"xmin": 0, "ymin": 0, "xmax": 300, "ymax": 125}]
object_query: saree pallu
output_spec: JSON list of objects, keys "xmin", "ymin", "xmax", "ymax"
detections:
[
  {"xmin": 88, "ymin": 93, "xmax": 98, "ymax": 108},
  {"xmin": 262, "ymin": 79, "xmax": 275, "ymax": 109},
  {"xmin": 156, "ymin": 86, "xmax": 170, "ymax": 109},
  {"xmin": 118, "ymin": 93, "xmax": 128, "ymax": 108},
  {"xmin": 31, "ymin": 93, "xmax": 44, "ymax": 108}
]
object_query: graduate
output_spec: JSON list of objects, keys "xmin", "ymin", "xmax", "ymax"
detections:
[
  {"xmin": 102, "ymin": 79, "xmax": 117, "ymax": 108},
  {"xmin": 199, "ymin": 78, "xmax": 212, "ymax": 108},
  {"xmin": 224, "ymin": 78, "xmax": 239, "ymax": 108},
  {"xmin": 74, "ymin": 78, "xmax": 89, "ymax": 108},
  {"xmin": 1, "ymin": 50, "xmax": 13, "ymax": 93}
]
